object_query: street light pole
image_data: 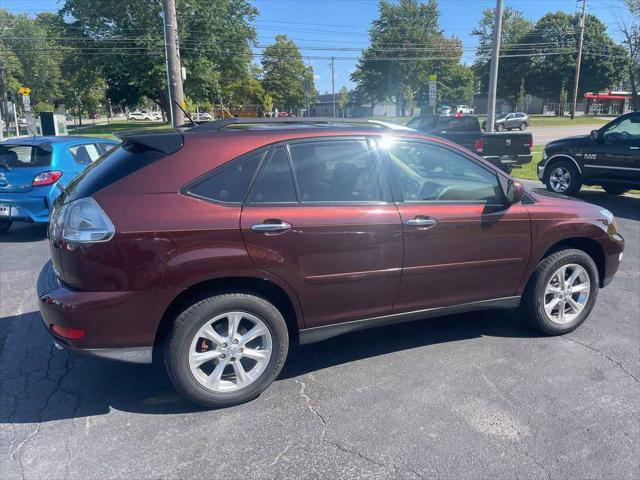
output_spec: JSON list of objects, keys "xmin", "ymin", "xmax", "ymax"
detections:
[
  {"xmin": 486, "ymin": 0, "xmax": 504, "ymax": 133},
  {"xmin": 162, "ymin": 0, "xmax": 185, "ymax": 127},
  {"xmin": 331, "ymin": 57, "xmax": 336, "ymax": 117},
  {"xmin": 571, "ymin": 0, "xmax": 587, "ymax": 119}
]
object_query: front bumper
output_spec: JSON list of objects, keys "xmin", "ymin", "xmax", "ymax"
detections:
[
  {"xmin": 37, "ymin": 261, "xmax": 178, "ymax": 364},
  {"xmin": 537, "ymin": 162, "xmax": 546, "ymax": 181}
]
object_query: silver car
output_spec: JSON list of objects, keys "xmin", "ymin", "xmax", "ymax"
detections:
[{"xmin": 483, "ymin": 112, "xmax": 529, "ymax": 131}]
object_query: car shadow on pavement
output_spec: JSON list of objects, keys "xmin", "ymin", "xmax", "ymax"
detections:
[
  {"xmin": 574, "ymin": 190, "xmax": 640, "ymax": 222},
  {"xmin": 0, "ymin": 223, "xmax": 48, "ymax": 243},
  {"xmin": 1, "ymin": 308, "xmax": 540, "ymax": 422}
]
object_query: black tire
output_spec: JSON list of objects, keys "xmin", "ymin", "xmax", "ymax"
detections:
[
  {"xmin": 544, "ymin": 159, "xmax": 582, "ymax": 196},
  {"xmin": 602, "ymin": 184, "xmax": 628, "ymax": 195},
  {"xmin": 521, "ymin": 249, "xmax": 599, "ymax": 336},
  {"xmin": 164, "ymin": 293, "xmax": 289, "ymax": 408},
  {"xmin": 497, "ymin": 123, "xmax": 505, "ymax": 132},
  {"xmin": 0, "ymin": 220, "xmax": 12, "ymax": 233},
  {"xmin": 519, "ymin": 122, "xmax": 528, "ymax": 131}
]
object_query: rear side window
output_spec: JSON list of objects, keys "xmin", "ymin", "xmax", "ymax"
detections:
[
  {"xmin": 288, "ymin": 140, "xmax": 382, "ymax": 202},
  {"xmin": 69, "ymin": 144, "xmax": 103, "ymax": 165},
  {"xmin": 248, "ymin": 148, "xmax": 297, "ymax": 203},
  {"xmin": 0, "ymin": 145, "xmax": 51, "ymax": 168},
  {"xmin": 188, "ymin": 150, "xmax": 264, "ymax": 203}
]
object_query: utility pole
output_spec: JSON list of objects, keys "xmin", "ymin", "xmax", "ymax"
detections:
[
  {"xmin": 486, "ymin": 0, "xmax": 504, "ymax": 133},
  {"xmin": 331, "ymin": 57, "xmax": 336, "ymax": 117},
  {"xmin": 0, "ymin": 61, "xmax": 9, "ymax": 139},
  {"xmin": 162, "ymin": 0, "xmax": 185, "ymax": 127},
  {"xmin": 571, "ymin": 0, "xmax": 587, "ymax": 119}
]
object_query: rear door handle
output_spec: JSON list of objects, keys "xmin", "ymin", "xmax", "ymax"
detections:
[
  {"xmin": 406, "ymin": 216, "xmax": 437, "ymax": 227},
  {"xmin": 251, "ymin": 221, "xmax": 292, "ymax": 232}
]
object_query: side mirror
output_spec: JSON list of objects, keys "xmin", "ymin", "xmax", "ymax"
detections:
[
  {"xmin": 505, "ymin": 180, "xmax": 524, "ymax": 204},
  {"xmin": 590, "ymin": 129, "xmax": 601, "ymax": 142}
]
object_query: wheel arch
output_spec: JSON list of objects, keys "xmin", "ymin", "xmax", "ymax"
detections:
[
  {"xmin": 153, "ymin": 276, "xmax": 303, "ymax": 357},
  {"xmin": 531, "ymin": 237, "xmax": 606, "ymax": 289},
  {"xmin": 543, "ymin": 154, "xmax": 583, "ymax": 177}
]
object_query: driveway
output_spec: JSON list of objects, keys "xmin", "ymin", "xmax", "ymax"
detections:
[{"xmin": 1, "ymin": 189, "xmax": 638, "ymax": 479}]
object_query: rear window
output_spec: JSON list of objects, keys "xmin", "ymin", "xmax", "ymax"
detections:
[
  {"xmin": 437, "ymin": 116, "xmax": 480, "ymax": 132},
  {"xmin": 0, "ymin": 145, "xmax": 51, "ymax": 168}
]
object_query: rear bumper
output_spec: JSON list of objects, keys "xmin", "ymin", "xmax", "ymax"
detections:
[
  {"xmin": 0, "ymin": 190, "xmax": 52, "ymax": 223},
  {"xmin": 483, "ymin": 154, "xmax": 533, "ymax": 167},
  {"xmin": 37, "ymin": 261, "xmax": 179, "ymax": 364}
]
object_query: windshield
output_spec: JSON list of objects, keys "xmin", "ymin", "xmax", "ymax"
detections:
[{"xmin": 0, "ymin": 145, "xmax": 52, "ymax": 169}]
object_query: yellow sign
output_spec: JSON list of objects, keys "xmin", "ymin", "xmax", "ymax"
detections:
[
  {"xmin": 18, "ymin": 86, "xmax": 31, "ymax": 95},
  {"xmin": 428, "ymin": 74, "xmax": 437, "ymax": 81}
]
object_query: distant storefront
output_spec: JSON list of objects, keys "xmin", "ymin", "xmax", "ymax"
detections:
[{"xmin": 584, "ymin": 91, "xmax": 632, "ymax": 115}]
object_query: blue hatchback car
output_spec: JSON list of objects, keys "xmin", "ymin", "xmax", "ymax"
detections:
[{"xmin": 0, "ymin": 136, "xmax": 119, "ymax": 232}]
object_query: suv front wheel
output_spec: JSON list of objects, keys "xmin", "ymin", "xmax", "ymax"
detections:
[
  {"xmin": 164, "ymin": 293, "xmax": 289, "ymax": 408},
  {"xmin": 521, "ymin": 249, "xmax": 599, "ymax": 335},
  {"xmin": 545, "ymin": 160, "xmax": 582, "ymax": 195}
]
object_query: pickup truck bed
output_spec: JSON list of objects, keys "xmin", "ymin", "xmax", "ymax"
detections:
[{"xmin": 407, "ymin": 114, "xmax": 533, "ymax": 172}]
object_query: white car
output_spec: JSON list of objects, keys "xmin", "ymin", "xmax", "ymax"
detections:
[
  {"xmin": 192, "ymin": 112, "xmax": 213, "ymax": 121},
  {"xmin": 128, "ymin": 111, "xmax": 149, "ymax": 121},
  {"xmin": 456, "ymin": 105, "xmax": 474, "ymax": 114}
]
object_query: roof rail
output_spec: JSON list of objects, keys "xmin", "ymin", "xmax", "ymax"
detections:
[{"xmin": 187, "ymin": 117, "xmax": 413, "ymax": 132}]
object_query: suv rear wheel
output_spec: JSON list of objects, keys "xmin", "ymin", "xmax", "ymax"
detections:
[
  {"xmin": 521, "ymin": 249, "xmax": 598, "ymax": 335},
  {"xmin": 164, "ymin": 293, "xmax": 289, "ymax": 408},
  {"xmin": 545, "ymin": 160, "xmax": 582, "ymax": 195}
]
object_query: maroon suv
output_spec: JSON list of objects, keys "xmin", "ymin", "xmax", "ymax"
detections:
[{"xmin": 38, "ymin": 118, "xmax": 624, "ymax": 407}]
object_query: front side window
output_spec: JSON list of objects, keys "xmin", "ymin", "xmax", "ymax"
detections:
[
  {"xmin": 288, "ymin": 140, "xmax": 382, "ymax": 202},
  {"xmin": 603, "ymin": 115, "xmax": 640, "ymax": 141},
  {"xmin": 383, "ymin": 140, "xmax": 502, "ymax": 203},
  {"xmin": 188, "ymin": 150, "xmax": 264, "ymax": 203}
]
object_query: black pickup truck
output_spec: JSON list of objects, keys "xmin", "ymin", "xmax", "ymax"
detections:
[{"xmin": 407, "ymin": 114, "xmax": 533, "ymax": 173}]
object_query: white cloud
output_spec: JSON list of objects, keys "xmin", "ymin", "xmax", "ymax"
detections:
[{"xmin": 314, "ymin": 74, "xmax": 321, "ymax": 80}]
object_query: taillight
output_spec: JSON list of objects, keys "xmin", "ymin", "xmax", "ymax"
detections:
[
  {"xmin": 455, "ymin": 111, "xmax": 463, "ymax": 118},
  {"xmin": 33, "ymin": 171, "xmax": 62, "ymax": 186},
  {"xmin": 50, "ymin": 197, "xmax": 115, "ymax": 244},
  {"xmin": 529, "ymin": 137, "xmax": 534, "ymax": 152},
  {"xmin": 473, "ymin": 138, "xmax": 484, "ymax": 155},
  {"xmin": 51, "ymin": 325, "xmax": 86, "ymax": 340}
]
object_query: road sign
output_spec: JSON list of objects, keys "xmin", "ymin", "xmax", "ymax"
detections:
[
  {"xmin": 428, "ymin": 75, "xmax": 437, "ymax": 107},
  {"xmin": 22, "ymin": 94, "xmax": 31, "ymax": 112},
  {"xmin": 18, "ymin": 86, "xmax": 31, "ymax": 96}
]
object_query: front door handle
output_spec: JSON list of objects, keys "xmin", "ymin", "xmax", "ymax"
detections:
[
  {"xmin": 251, "ymin": 220, "xmax": 292, "ymax": 232},
  {"xmin": 630, "ymin": 146, "xmax": 639, "ymax": 150},
  {"xmin": 406, "ymin": 216, "xmax": 437, "ymax": 227}
]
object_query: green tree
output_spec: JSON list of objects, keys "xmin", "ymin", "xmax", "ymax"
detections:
[
  {"xmin": 0, "ymin": 10, "xmax": 64, "ymax": 107},
  {"xmin": 262, "ymin": 92, "xmax": 274, "ymax": 116},
  {"xmin": 261, "ymin": 35, "xmax": 315, "ymax": 111},
  {"xmin": 519, "ymin": 12, "xmax": 628, "ymax": 101},
  {"xmin": 516, "ymin": 79, "xmax": 527, "ymax": 112},
  {"xmin": 337, "ymin": 86, "xmax": 349, "ymax": 117},
  {"xmin": 61, "ymin": 0, "xmax": 258, "ymax": 116},
  {"xmin": 351, "ymin": 0, "xmax": 466, "ymax": 115},
  {"xmin": 622, "ymin": 1, "xmax": 640, "ymax": 110},
  {"xmin": 471, "ymin": 7, "xmax": 533, "ymax": 102}
]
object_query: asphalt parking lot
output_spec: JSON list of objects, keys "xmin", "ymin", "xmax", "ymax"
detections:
[{"xmin": 1, "ymin": 184, "xmax": 638, "ymax": 480}]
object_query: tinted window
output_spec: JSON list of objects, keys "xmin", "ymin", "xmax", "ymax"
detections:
[
  {"xmin": 384, "ymin": 140, "xmax": 502, "ymax": 203},
  {"xmin": 0, "ymin": 145, "xmax": 51, "ymax": 168},
  {"xmin": 408, "ymin": 116, "xmax": 438, "ymax": 131},
  {"xmin": 248, "ymin": 148, "xmax": 297, "ymax": 203},
  {"xmin": 189, "ymin": 150, "xmax": 263, "ymax": 203},
  {"xmin": 604, "ymin": 115, "xmax": 640, "ymax": 140},
  {"xmin": 437, "ymin": 116, "xmax": 480, "ymax": 132},
  {"xmin": 70, "ymin": 144, "xmax": 103, "ymax": 165},
  {"xmin": 289, "ymin": 140, "xmax": 382, "ymax": 202}
]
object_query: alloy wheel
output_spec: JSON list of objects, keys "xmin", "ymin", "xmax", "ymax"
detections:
[
  {"xmin": 543, "ymin": 264, "xmax": 591, "ymax": 324},
  {"xmin": 188, "ymin": 311, "xmax": 273, "ymax": 392},
  {"xmin": 549, "ymin": 167, "xmax": 571, "ymax": 193}
]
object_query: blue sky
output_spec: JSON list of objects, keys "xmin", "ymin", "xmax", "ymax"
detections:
[{"xmin": 4, "ymin": 0, "xmax": 632, "ymax": 93}]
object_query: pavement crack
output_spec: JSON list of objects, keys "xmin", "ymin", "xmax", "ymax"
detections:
[
  {"xmin": 564, "ymin": 336, "xmax": 639, "ymax": 384},
  {"xmin": 294, "ymin": 377, "xmax": 423, "ymax": 478}
]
